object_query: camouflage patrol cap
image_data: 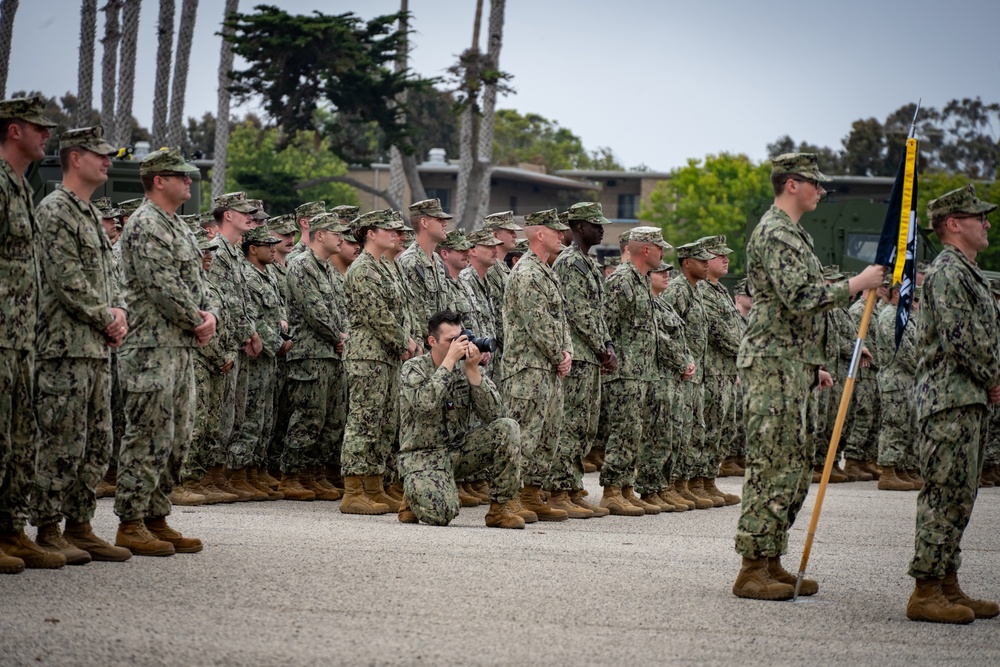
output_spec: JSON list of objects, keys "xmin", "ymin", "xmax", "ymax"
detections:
[
  {"xmin": 618, "ymin": 230, "xmax": 631, "ymax": 245},
  {"xmin": 771, "ymin": 152, "xmax": 831, "ymax": 182},
  {"xmin": 295, "ymin": 201, "xmax": 326, "ymax": 219},
  {"xmin": 119, "ymin": 198, "xmax": 143, "ymax": 216},
  {"xmin": 567, "ymin": 201, "xmax": 611, "ymax": 225},
  {"xmin": 0, "ymin": 95, "xmax": 58, "ymax": 128},
  {"xmin": 352, "ymin": 208, "xmax": 399, "ymax": 231},
  {"xmin": 734, "ymin": 278, "xmax": 749, "ymax": 296},
  {"xmin": 675, "ymin": 239, "xmax": 714, "ymax": 261},
  {"xmin": 310, "ymin": 212, "xmax": 349, "ymax": 233},
  {"xmin": 92, "ymin": 196, "xmax": 115, "ymax": 217},
  {"xmin": 558, "ymin": 211, "xmax": 570, "ymax": 226},
  {"xmin": 629, "ymin": 226, "xmax": 672, "ymax": 251},
  {"xmin": 514, "ymin": 238, "xmax": 529, "ymax": 253},
  {"xmin": 482, "ymin": 211, "xmax": 522, "ymax": 232},
  {"xmin": 524, "ymin": 209, "xmax": 570, "ymax": 231},
  {"xmin": 193, "ymin": 226, "xmax": 219, "ymax": 252},
  {"xmin": 409, "ymin": 197, "xmax": 453, "ymax": 220},
  {"xmin": 650, "ymin": 261, "xmax": 673, "ymax": 273},
  {"xmin": 196, "ymin": 211, "xmax": 217, "ymax": 228},
  {"xmin": 180, "ymin": 213, "xmax": 199, "ymax": 229},
  {"xmin": 330, "ymin": 205, "xmax": 360, "ymax": 221},
  {"xmin": 213, "ymin": 191, "xmax": 257, "ymax": 214},
  {"xmin": 822, "ymin": 264, "xmax": 845, "ymax": 280},
  {"xmin": 602, "ymin": 255, "xmax": 621, "ymax": 268},
  {"xmin": 59, "ymin": 125, "xmax": 117, "ymax": 155},
  {"xmin": 439, "ymin": 229, "xmax": 473, "ymax": 251},
  {"xmin": 387, "ymin": 209, "xmax": 410, "ymax": 231},
  {"xmin": 467, "ymin": 229, "xmax": 502, "ymax": 247},
  {"xmin": 267, "ymin": 213, "xmax": 297, "ymax": 235},
  {"xmin": 927, "ymin": 184, "xmax": 997, "ymax": 224},
  {"xmin": 249, "ymin": 199, "xmax": 268, "ymax": 221},
  {"xmin": 243, "ymin": 225, "xmax": 281, "ymax": 245},
  {"xmin": 139, "ymin": 147, "xmax": 198, "ymax": 176},
  {"xmin": 915, "ymin": 260, "xmax": 931, "ymax": 274},
  {"xmin": 704, "ymin": 234, "xmax": 734, "ymax": 255},
  {"xmin": 343, "ymin": 234, "xmax": 358, "ymax": 244}
]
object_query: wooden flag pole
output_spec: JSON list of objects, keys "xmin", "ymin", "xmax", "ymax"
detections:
[{"xmin": 793, "ymin": 287, "xmax": 879, "ymax": 600}]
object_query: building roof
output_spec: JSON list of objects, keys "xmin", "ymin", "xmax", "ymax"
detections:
[
  {"xmin": 365, "ymin": 162, "xmax": 601, "ymax": 191},
  {"xmin": 555, "ymin": 169, "xmax": 673, "ymax": 180}
]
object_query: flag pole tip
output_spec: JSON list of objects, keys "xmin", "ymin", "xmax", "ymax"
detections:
[{"xmin": 792, "ymin": 573, "xmax": 804, "ymax": 602}]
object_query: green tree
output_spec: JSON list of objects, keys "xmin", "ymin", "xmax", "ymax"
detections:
[
  {"xmin": 216, "ymin": 121, "xmax": 358, "ymax": 215},
  {"xmin": 917, "ymin": 171, "xmax": 1000, "ymax": 271},
  {"xmin": 640, "ymin": 153, "xmax": 771, "ymax": 273},
  {"xmin": 491, "ymin": 109, "xmax": 623, "ymax": 172}
]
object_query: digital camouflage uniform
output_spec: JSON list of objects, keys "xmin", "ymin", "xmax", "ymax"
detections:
[
  {"xmin": 265, "ymin": 258, "xmax": 291, "ymax": 470},
  {"xmin": 501, "ymin": 212, "xmax": 573, "ymax": 489},
  {"xmin": 551, "ymin": 215, "xmax": 611, "ymax": 492},
  {"xmin": 397, "ymin": 245, "xmax": 454, "ymax": 338},
  {"xmin": 398, "ymin": 354, "xmax": 520, "ymax": 525},
  {"xmin": 33, "ymin": 165, "xmax": 121, "ymax": 528},
  {"xmin": 285, "ymin": 201, "xmax": 325, "ymax": 263},
  {"xmin": 115, "ymin": 149, "xmax": 213, "ymax": 522},
  {"xmin": 735, "ymin": 201, "xmax": 851, "ymax": 559},
  {"xmin": 815, "ymin": 287, "xmax": 856, "ymax": 466},
  {"xmin": 910, "ymin": 193, "xmax": 999, "ymax": 580},
  {"xmin": 875, "ymin": 294, "xmax": 918, "ymax": 468},
  {"xmin": 844, "ymin": 296, "xmax": 885, "ymax": 463},
  {"xmin": 482, "ymin": 211, "xmax": 522, "ymax": 376}
]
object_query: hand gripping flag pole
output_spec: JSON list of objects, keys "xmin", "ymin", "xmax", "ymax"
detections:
[{"xmin": 793, "ymin": 103, "xmax": 921, "ymax": 601}]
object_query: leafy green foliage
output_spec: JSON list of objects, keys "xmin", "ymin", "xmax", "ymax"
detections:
[
  {"xmin": 917, "ymin": 172, "xmax": 1000, "ymax": 271},
  {"xmin": 491, "ymin": 109, "xmax": 623, "ymax": 172}
]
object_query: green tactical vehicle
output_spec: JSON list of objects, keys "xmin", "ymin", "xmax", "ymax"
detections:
[{"xmin": 26, "ymin": 155, "xmax": 203, "ymax": 214}]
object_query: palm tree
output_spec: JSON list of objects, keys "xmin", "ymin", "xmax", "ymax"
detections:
[
  {"xmin": 76, "ymin": 0, "xmax": 99, "ymax": 126},
  {"xmin": 474, "ymin": 0, "xmax": 506, "ymax": 222},
  {"xmin": 453, "ymin": 0, "xmax": 484, "ymax": 228},
  {"xmin": 212, "ymin": 0, "xmax": 238, "ymax": 198},
  {"xmin": 151, "ymin": 0, "xmax": 175, "ymax": 147},
  {"xmin": 100, "ymin": 0, "xmax": 123, "ymax": 142},
  {"xmin": 0, "ymin": 0, "xmax": 19, "ymax": 98},
  {"xmin": 113, "ymin": 0, "xmax": 141, "ymax": 148},
  {"xmin": 166, "ymin": 0, "xmax": 198, "ymax": 148}
]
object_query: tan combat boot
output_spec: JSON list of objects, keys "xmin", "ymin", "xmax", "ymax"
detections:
[
  {"xmin": 485, "ymin": 501, "xmax": 526, "ymax": 529},
  {"xmin": 843, "ymin": 458, "xmax": 874, "ymax": 482},
  {"xmin": 168, "ymin": 484, "xmax": 207, "ymax": 506},
  {"xmin": 718, "ymin": 457, "xmax": 744, "ymax": 477},
  {"xmin": 277, "ymin": 472, "xmax": 316, "ymax": 501},
  {"xmin": 471, "ymin": 480, "xmax": 490, "ymax": 503},
  {"xmin": 519, "ymin": 485, "xmax": 568, "ymax": 521},
  {"xmin": 623, "ymin": 487, "xmax": 660, "ymax": 514},
  {"xmin": 0, "ymin": 530, "xmax": 66, "ymax": 569},
  {"xmin": 813, "ymin": 465, "xmax": 848, "ymax": 484},
  {"xmin": 397, "ymin": 495, "xmax": 418, "ymax": 524},
  {"xmin": 583, "ymin": 449, "xmax": 602, "ymax": 473},
  {"xmin": 228, "ymin": 468, "xmax": 269, "ymax": 501},
  {"xmin": 257, "ymin": 468, "xmax": 281, "ymax": 491},
  {"xmin": 144, "ymin": 517, "xmax": 203, "ymax": 553},
  {"xmin": 197, "ymin": 475, "xmax": 239, "ymax": 504},
  {"xmin": 703, "ymin": 477, "xmax": 740, "ymax": 506},
  {"xmin": 878, "ymin": 466, "xmax": 914, "ymax": 491},
  {"xmin": 300, "ymin": 470, "xmax": 342, "ymax": 501},
  {"xmin": 248, "ymin": 468, "xmax": 284, "ymax": 500},
  {"xmin": 659, "ymin": 488, "xmax": 689, "ymax": 512},
  {"xmin": 732, "ymin": 557, "xmax": 794, "ymax": 600},
  {"xmin": 906, "ymin": 577, "xmax": 975, "ymax": 624},
  {"xmin": 599, "ymin": 486, "xmax": 644, "ymax": 516},
  {"xmin": 507, "ymin": 497, "xmax": 538, "ymax": 523},
  {"xmin": 670, "ymin": 482, "xmax": 697, "ymax": 510},
  {"xmin": 340, "ymin": 476, "xmax": 391, "ymax": 515},
  {"xmin": 861, "ymin": 460, "xmax": 882, "ymax": 480},
  {"xmin": 35, "ymin": 523, "xmax": 91, "ymax": 565},
  {"xmin": 210, "ymin": 465, "xmax": 251, "ymax": 502},
  {"xmin": 900, "ymin": 470, "xmax": 923, "ymax": 489},
  {"xmin": 457, "ymin": 483, "xmax": 481, "ymax": 508},
  {"xmin": 0, "ymin": 543, "xmax": 24, "ymax": 574},
  {"xmin": 768, "ymin": 556, "xmax": 817, "ymax": 596},
  {"xmin": 64, "ymin": 521, "xmax": 131, "ymax": 562},
  {"xmin": 95, "ymin": 466, "xmax": 116, "ymax": 498},
  {"xmin": 688, "ymin": 478, "xmax": 723, "ymax": 508},
  {"xmin": 115, "ymin": 520, "xmax": 175, "ymax": 557},
  {"xmin": 547, "ymin": 490, "xmax": 593, "ymax": 519},
  {"xmin": 641, "ymin": 490, "xmax": 674, "ymax": 512},
  {"xmin": 569, "ymin": 489, "xmax": 609, "ymax": 517},
  {"xmin": 941, "ymin": 572, "xmax": 1000, "ymax": 619},
  {"xmin": 675, "ymin": 480, "xmax": 711, "ymax": 510},
  {"xmin": 366, "ymin": 476, "xmax": 401, "ymax": 511},
  {"xmin": 387, "ymin": 480, "xmax": 406, "ymax": 503}
]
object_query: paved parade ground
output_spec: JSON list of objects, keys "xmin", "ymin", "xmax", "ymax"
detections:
[{"xmin": 1, "ymin": 474, "xmax": 998, "ymax": 666}]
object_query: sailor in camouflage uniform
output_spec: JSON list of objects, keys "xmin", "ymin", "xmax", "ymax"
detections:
[
  {"xmin": 398, "ymin": 198, "xmax": 455, "ymax": 336},
  {"xmin": 733, "ymin": 153, "xmax": 884, "ymax": 600},
  {"xmin": 906, "ymin": 185, "xmax": 1000, "ymax": 624},
  {"xmin": 482, "ymin": 211, "xmax": 522, "ymax": 374},
  {"xmin": 459, "ymin": 229, "xmax": 502, "ymax": 370},
  {"xmin": 286, "ymin": 201, "xmax": 325, "ymax": 261}
]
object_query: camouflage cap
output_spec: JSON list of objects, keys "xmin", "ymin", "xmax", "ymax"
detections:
[
  {"xmin": 988, "ymin": 279, "xmax": 1000, "ymax": 297},
  {"xmin": 734, "ymin": 277, "xmax": 749, "ymax": 296},
  {"xmin": 243, "ymin": 225, "xmax": 281, "ymax": 245},
  {"xmin": 913, "ymin": 285, "xmax": 924, "ymax": 300},
  {"xmin": 193, "ymin": 226, "xmax": 218, "ymax": 252},
  {"xmin": 467, "ymin": 229, "xmax": 502, "ymax": 247},
  {"xmin": 704, "ymin": 234, "xmax": 734, "ymax": 255},
  {"xmin": 915, "ymin": 260, "xmax": 931, "ymax": 273},
  {"xmin": 386, "ymin": 209, "xmax": 409, "ymax": 231},
  {"xmin": 602, "ymin": 255, "xmax": 621, "ymax": 268},
  {"xmin": 267, "ymin": 213, "xmax": 297, "ymax": 235},
  {"xmin": 92, "ymin": 196, "xmax": 115, "ymax": 216},
  {"xmin": 650, "ymin": 261, "xmax": 673, "ymax": 273},
  {"xmin": 513, "ymin": 238, "xmax": 529, "ymax": 253},
  {"xmin": 139, "ymin": 147, "xmax": 198, "ymax": 176},
  {"xmin": 618, "ymin": 230, "xmax": 632, "ymax": 245},
  {"xmin": 0, "ymin": 95, "xmax": 58, "ymax": 128},
  {"xmin": 523, "ymin": 208, "xmax": 570, "ymax": 231},
  {"xmin": 353, "ymin": 208, "xmax": 400, "ymax": 231},
  {"xmin": 310, "ymin": 212, "xmax": 349, "ymax": 233},
  {"xmin": 196, "ymin": 211, "xmax": 217, "ymax": 228},
  {"xmin": 249, "ymin": 199, "xmax": 268, "ymax": 221},
  {"xmin": 343, "ymin": 233, "xmax": 358, "ymax": 244},
  {"xmin": 119, "ymin": 198, "xmax": 143, "ymax": 216},
  {"xmin": 409, "ymin": 197, "xmax": 453, "ymax": 220},
  {"xmin": 675, "ymin": 239, "xmax": 714, "ymax": 261},
  {"xmin": 558, "ymin": 211, "xmax": 570, "ymax": 227},
  {"xmin": 295, "ymin": 201, "xmax": 326, "ymax": 219},
  {"xmin": 329, "ymin": 204, "xmax": 360, "ymax": 221},
  {"xmin": 439, "ymin": 229, "xmax": 473, "ymax": 251},
  {"xmin": 629, "ymin": 226, "xmax": 672, "ymax": 251},
  {"xmin": 822, "ymin": 264, "xmax": 845, "ymax": 280},
  {"xmin": 213, "ymin": 191, "xmax": 258, "ymax": 214},
  {"xmin": 567, "ymin": 201, "xmax": 611, "ymax": 225},
  {"xmin": 482, "ymin": 211, "xmax": 522, "ymax": 232},
  {"xmin": 927, "ymin": 184, "xmax": 997, "ymax": 223},
  {"xmin": 59, "ymin": 125, "xmax": 117, "ymax": 155},
  {"xmin": 771, "ymin": 152, "xmax": 831, "ymax": 182},
  {"xmin": 180, "ymin": 213, "xmax": 200, "ymax": 229}
]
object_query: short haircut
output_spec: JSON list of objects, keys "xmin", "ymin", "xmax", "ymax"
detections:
[
  {"xmin": 428, "ymin": 310, "xmax": 463, "ymax": 339},
  {"xmin": 930, "ymin": 214, "xmax": 950, "ymax": 237},
  {"xmin": 0, "ymin": 119, "xmax": 22, "ymax": 146},
  {"xmin": 241, "ymin": 239, "xmax": 256, "ymax": 256},
  {"xmin": 140, "ymin": 172, "xmax": 156, "ymax": 193},
  {"xmin": 58, "ymin": 146, "xmax": 79, "ymax": 171},
  {"xmin": 504, "ymin": 252, "xmax": 522, "ymax": 269},
  {"xmin": 771, "ymin": 173, "xmax": 795, "ymax": 197}
]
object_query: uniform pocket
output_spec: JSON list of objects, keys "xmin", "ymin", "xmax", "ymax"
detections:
[{"xmin": 119, "ymin": 349, "xmax": 168, "ymax": 393}]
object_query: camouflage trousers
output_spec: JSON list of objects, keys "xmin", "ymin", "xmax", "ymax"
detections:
[
  {"xmin": 504, "ymin": 368, "xmax": 564, "ymax": 488},
  {"xmin": 31, "ymin": 357, "xmax": 111, "ymax": 527},
  {"xmin": 844, "ymin": 374, "xmax": 879, "ymax": 461},
  {"xmin": 814, "ymin": 371, "xmax": 853, "ymax": 466},
  {"xmin": 597, "ymin": 378, "xmax": 650, "ymax": 489},
  {"xmin": 909, "ymin": 404, "xmax": 988, "ymax": 580},
  {"xmin": 109, "ymin": 352, "xmax": 124, "ymax": 470},
  {"xmin": 984, "ymin": 405, "xmax": 1000, "ymax": 468},
  {"xmin": 114, "ymin": 347, "xmax": 195, "ymax": 522},
  {"xmin": 548, "ymin": 360, "xmax": 600, "ymax": 491},
  {"xmin": 399, "ymin": 418, "xmax": 521, "ymax": 526},
  {"xmin": 280, "ymin": 358, "xmax": 347, "ymax": 474},
  {"xmin": 180, "ymin": 356, "xmax": 229, "ymax": 483},
  {"xmin": 267, "ymin": 359, "xmax": 290, "ymax": 470},
  {"xmin": 679, "ymin": 381, "xmax": 708, "ymax": 479},
  {"xmin": 211, "ymin": 354, "xmax": 240, "ymax": 467},
  {"xmin": 735, "ymin": 358, "xmax": 819, "ymax": 558},
  {"xmin": 703, "ymin": 374, "xmax": 735, "ymax": 472},
  {"xmin": 229, "ymin": 354, "xmax": 277, "ymax": 470},
  {"xmin": 0, "ymin": 348, "xmax": 38, "ymax": 532},
  {"xmin": 592, "ymin": 375, "xmax": 612, "ymax": 455},
  {"xmin": 728, "ymin": 379, "xmax": 746, "ymax": 458},
  {"xmin": 877, "ymin": 390, "xmax": 917, "ymax": 469},
  {"xmin": 341, "ymin": 360, "xmax": 399, "ymax": 477},
  {"xmin": 225, "ymin": 352, "xmax": 251, "ymax": 463},
  {"xmin": 635, "ymin": 377, "xmax": 683, "ymax": 494}
]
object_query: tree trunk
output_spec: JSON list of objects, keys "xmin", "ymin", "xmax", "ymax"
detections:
[
  {"xmin": 151, "ymin": 0, "xmax": 175, "ymax": 147},
  {"xmin": 76, "ymin": 0, "xmax": 98, "ymax": 126},
  {"xmin": 113, "ymin": 0, "xmax": 141, "ymax": 148},
  {"xmin": 387, "ymin": 0, "xmax": 408, "ymax": 210},
  {"xmin": 474, "ymin": 0, "xmax": 506, "ymax": 223},
  {"xmin": 0, "ymin": 0, "xmax": 19, "ymax": 98},
  {"xmin": 401, "ymin": 152, "xmax": 427, "ymax": 203},
  {"xmin": 453, "ymin": 0, "xmax": 484, "ymax": 229},
  {"xmin": 100, "ymin": 0, "xmax": 122, "ymax": 142},
  {"xmin": 166, "ymin": 0, "xmax": 198, "ymax": 148},
  {"xmin": 212, "ymin": 0, "xmax": 239, "ymax": 198}
]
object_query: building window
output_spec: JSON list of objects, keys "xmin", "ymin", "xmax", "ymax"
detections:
[
  {"xmin": 426, "ymin": 188, "xmax": 452, "ymax": 214},
  {"xmin": 617, "ymin": 194, "xmax": 638, "ymax": 220}
]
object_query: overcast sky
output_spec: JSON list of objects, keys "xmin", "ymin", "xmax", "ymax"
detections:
[{"xmin": 7, "ymin": 0, "xmax": 999, "ymax": 172}]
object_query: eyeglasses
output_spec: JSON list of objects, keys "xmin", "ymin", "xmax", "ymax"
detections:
[
  {"xmin": 954, "ymin": 213, "xmax": 989, "ymax": 226},
  {"xmin": 790, "ymin": 177, "xmax": 824, "ymax": 191},
  {"xmin": 157, "ymin": 172, "xmax": 192, "ymax": 182}
]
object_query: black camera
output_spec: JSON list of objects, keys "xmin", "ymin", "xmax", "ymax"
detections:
[{"xmin": 460, "ymin": 329, "xmax": 497, "ymax": 354}]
